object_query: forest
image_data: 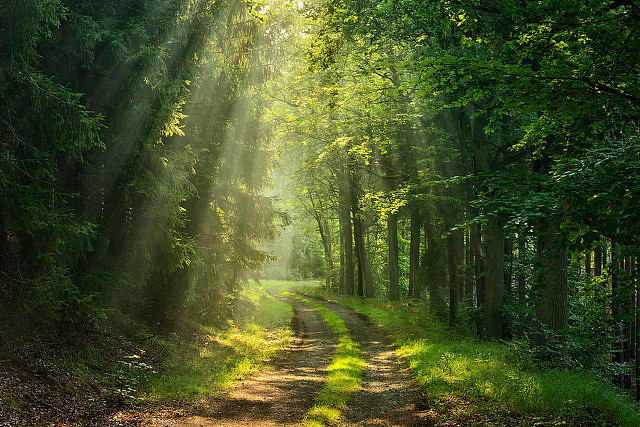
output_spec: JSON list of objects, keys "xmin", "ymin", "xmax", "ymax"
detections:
[{"xmin": 1, "ymin": 0, "xmax": 640, "ymax": 425}]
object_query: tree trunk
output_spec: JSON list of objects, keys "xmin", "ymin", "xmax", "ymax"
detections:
[
  {"xmin": 611, "ymin": 239, "xmax": 624, "ymax": 387},
  {"xmin": 388, "ymin": 212, "xmax": 400, "ymax": 300},
  {"xmin": 338, "ymin": 164, "xmax": 354, "ymax": 295},
  {"xmin": 311, "ymin": 205, "xmax": 334, "ymax": 288},
  {"xmin": 465, "ymin": 228, "xmax": 474, "ymax": 306},
  {"xmin": 424, "ymin": 213, "xmax": 445, "ymax": 312},
  {"xmin": 517, "ymin": 234, "xmax": 527, "ymax": 306},
  {"xmin": 535, "ymin": 218, "xmax": 568, "ymax": 336},
  {"xmin": 321, "ymin": 219, "xmax": 334, "ymax": 288},
  {"xmin": 595, "ymin": 245, "xmax": 602, "ymax": 277},
  {"xmin": 624, "ymin": 255, "xmax": 633, "ymax": 389},
  {"xmin": 503, "ymin": 236, "xmax": 513, "ymax": 338},
  {"xmin": 483, "ymin": 216, "xmax": 505, "ymax": 339},
  {"xmin": 471, "ymin": 221, "xmax": 485, "ymax": 334},
  {"xmin": 351, "ymin": 174, "xmax": 373, "ymax": 297},
  {"xmin": 408, "ymin": 206, "xmax": 421, "ymax": 298},
  {"xmin": 504, "ymin": 237, "xmax": 513, "ymax": 301},
  {"xmin": 446, "ymin": 229, "xmax": 463, "ymax": 326}
]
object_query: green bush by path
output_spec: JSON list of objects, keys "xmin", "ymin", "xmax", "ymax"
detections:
[{"xmin": 298, "ymin": 288, "xmax": 640, "ymax": 426}]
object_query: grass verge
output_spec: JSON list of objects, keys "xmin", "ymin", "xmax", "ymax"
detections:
[
  {"xmin": 283, "ymin": 290, "xmax": 365, "ymax": 426},
  {"xmin": 140, "ymin": 280, "xmax": 293, "ymax": 400},
  {"xmin": 298, "ymin": 287, "xmax": 640, "ymax": 426}
]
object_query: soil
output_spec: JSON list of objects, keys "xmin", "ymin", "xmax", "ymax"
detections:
[{"xmin": 300, "ymin": 292, "xmax": 431, "ymax": 426}]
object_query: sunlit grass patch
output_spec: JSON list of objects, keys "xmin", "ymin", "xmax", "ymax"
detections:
[
  {"xmin": 312, "ymin": 292, "xmax": 640, "ymax": 426},
  {"xmin": 142, "ymin": 280, "xmax": 292, "ymax": 400},
  {"xmin": 284, "ymin": 292, "xmax": 365, "ymax": 426}
]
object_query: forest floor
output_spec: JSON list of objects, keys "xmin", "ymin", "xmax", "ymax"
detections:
[
  {"xmin": 100, "ymin": 284, "xmax": 431, "ymax": 426},
  {"xmin": 3, "ymin": 283, "xmax": 635, "ymax": 426}
]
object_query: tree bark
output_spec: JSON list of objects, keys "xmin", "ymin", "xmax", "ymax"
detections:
[
  {"xmin": 408, "ymin": 206, "xmax": 421, "ymax": 298},
  {"xmin": 517, "ymin": 234, "xmax": 527, "ymax": 306},
  {"xmin": 611, "ymin": 239, "xmax": 624, "ymax": 387},
  {"xmin": 308, "ymin": 192, "xmax": 334, "ymax": 289},
  {"xmin": 483, "ymin": 216, "xmax": 505, "ymax": 339},
  {"xmin": 388, "ymin": 212, "xmax": 400, "ymax": 300},
  {"xmin": 447, "ymin": 228, "xmax": 463, "ymax": 326},
  {"xmin": 424, "ymin": 213, "xmax": 445, "ymax": 312},
  {"xmin": 338, "ymin": 163, "xmax": 354, "ymax": 295},
  {"xmin": 595, "ymin": 245, "xmax": 602, "ymax": 276},
  {"xmin": 471, "ymin": 221, "xmax": 485, "ymax": 334},
  {"xmin": 534, "ymin": 218, "xmax": 568, "ymax": 336},
  {"xmin": 351, "ymin": 172, "xmax": 374, "ymax": 297},
  {"xmin": 465, "ymin": 228, "xmax": 474, "ymax": 306}
]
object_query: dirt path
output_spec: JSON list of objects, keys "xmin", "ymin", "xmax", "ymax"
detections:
[
  {"xmin": 106, "ymin": 284, "xmax": 337, "ymax": 426},
  {"xmin": 105, "ymin": 284, "xmax": 430, "ymax": 426},
  {"xmin": 295, "ymin": 290, "xmax": 430, "ymax": 426}
]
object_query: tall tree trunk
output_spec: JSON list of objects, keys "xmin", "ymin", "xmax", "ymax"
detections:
[
  {"xmin": 471, "ymin": 221, "xmax": 485, "ymax": 334},
  {"xmin": 585, "ymin": 251, "xmax": 592, "ymax": 277},
  {"xmin": 595, "ymin": 245, "xmax": 603, "ymax": 277},
  {"xmin": 338, "ymin": 163, "xmax": 354, "ymax": 295},
  {"xmin": 534, "ymin": 217, "xmax": 568, "ymax": 337},
  {"xmin": 624, "ymin": 255, "xmax": 633, "ymax": 389},
  {"xmin": 447, "ymin": 229, "xmax": 463, "ymax": 326},
  {"xmin": 424, "ymin": 213, "xmax": 445, "ymax": 312},
  {"xmin": 483, "ymin": 216, "xmax": 505, "ymax": 339},
  {"xmin": 517, "ymin": 233, "xmax": 527, "ymax": 306},
  {"xmin": 465, "ymin": 228, "xmax": 474, "ymax": 306},
  {"xmin": 634, "ymin": 257, "xmax": 640, "ymax": 400},
  {"xmin": 408, "ymin": 206, "xmax": 421, "ymax": 298},
  {"xmin": 611, "ymin": 239, "xmax": 624, "ymax": 387},
  {"xmin": 503, "ymin": 236, "xmax": 513, "ymax": 338},
  {"xmin": 321, "ymin": 219, "xmax": 334, "ymax": 288},
  {"xmin": 309, "ymin": 194, "xmax": 334, "ymax": 289},
  {"xmin": 351, "ymin": 173, "xmax": 373, "ymax": 297},
  {"xmin": 504, "ymin": 237, "xmax": 513, "ymax": 301},
  {"xmin": 339, "ymin": 230, "xmax": 345, "ymax": 292},
  {"xmin": 388, "ymin": 212, "xmax": 400, "ymax": 300}
]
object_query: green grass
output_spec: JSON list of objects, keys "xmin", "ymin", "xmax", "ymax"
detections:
[
  {"xmin": 141, "ymin": 280, "xmax": 293, "ymax": 400},
  {"xmin": 300, "ymin": 289, "xmax": 640, "ymax": 426},
  {"xmin": 283, "ymin": 291, "xmax": 365, "ymax": 426}
]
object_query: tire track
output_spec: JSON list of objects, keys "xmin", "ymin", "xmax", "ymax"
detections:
[{"xmin": 294, "ymin": 289, "xmax": 430, "ymax": 426}]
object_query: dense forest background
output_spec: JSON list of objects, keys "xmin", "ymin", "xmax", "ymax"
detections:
[{"xmin": 2, "ymin": 0, "xmax": 640, "ymax": 406}]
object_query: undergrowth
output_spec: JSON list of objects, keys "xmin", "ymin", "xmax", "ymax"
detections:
[{"xmin": 299, "ymin": 286, "xmax": 640, "ymax": 427}]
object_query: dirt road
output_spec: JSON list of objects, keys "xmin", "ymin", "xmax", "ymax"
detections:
[{"xmin": 105, "ymin": 284, "xmax": 429, "ymax": 426}]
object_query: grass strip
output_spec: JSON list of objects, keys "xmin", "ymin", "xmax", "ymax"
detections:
[
  {"xmin": 298, "ymin": 289, "xmax": 640, "ymax": 427},
  {"xmin": 283, "ymin": 291, "xmax": 365, "ymax": 426}
]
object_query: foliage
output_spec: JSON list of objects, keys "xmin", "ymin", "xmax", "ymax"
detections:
[{"xmin": 0, "ymin": 0, "xmax": 288, "ymax": 329}]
